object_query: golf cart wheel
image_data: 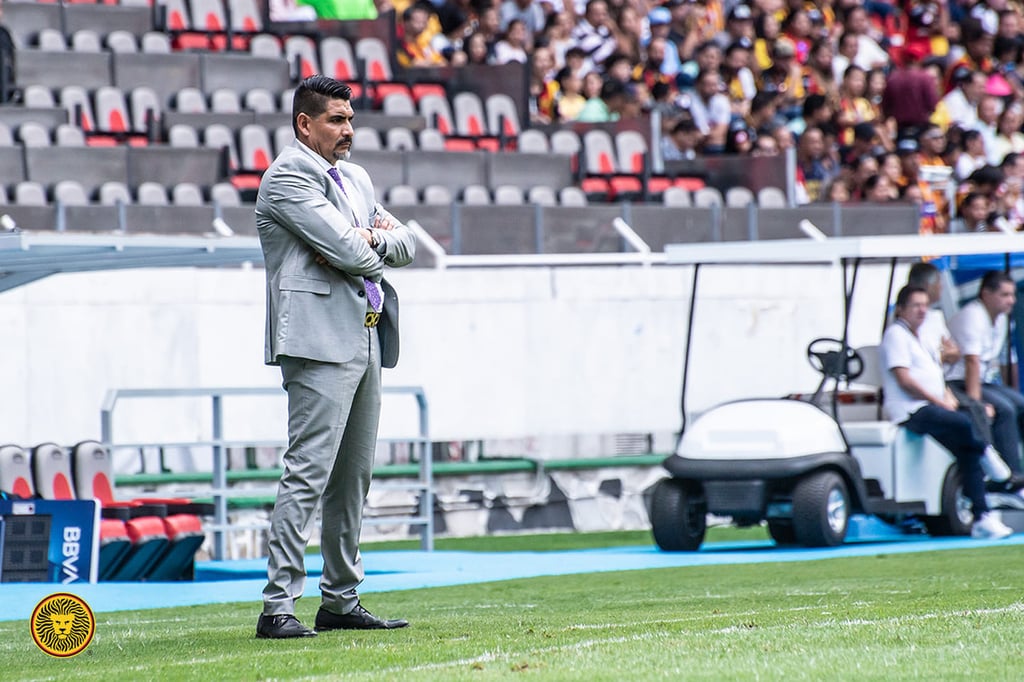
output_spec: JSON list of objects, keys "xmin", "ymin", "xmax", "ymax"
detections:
[
  {"xmin": 651, "ymin": 478, "xmax": 707, "ymax": 551},
  {"xmin": 767, "ymin": 519, "xmax": 797, "ymax": 545},
  {"xmin": 791, "ymin": 471, "xmax": 850, "ymax": 547},
  {"xmin": 923, "ymin": 466, "xmax": 973, "ymax": 537}
]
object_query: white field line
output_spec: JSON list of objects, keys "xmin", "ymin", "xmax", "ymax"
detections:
[{"xmin": 298, "ymin": 602, "xmax": 1024, "ymax": 680}]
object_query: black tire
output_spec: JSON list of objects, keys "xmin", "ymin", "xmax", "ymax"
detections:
[
  {"xmin": 767, "ymin": 519, "xmax": 797, "ymax": 545},
  {"xmin": 650, "ymin": 478, "xmax": 706, "ymax": 551},
  {"xmin": 923, "ymin": 466, "xmax": 973, "ymax": 537},
  {"xmin": 791, "ymin": 471, "xmax": 850, "ymax": 547}
]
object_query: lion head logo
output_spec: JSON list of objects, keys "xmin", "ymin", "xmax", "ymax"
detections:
[{"xmin": 31, "ymin": 593, "xmax": 94, "ymax": 657}]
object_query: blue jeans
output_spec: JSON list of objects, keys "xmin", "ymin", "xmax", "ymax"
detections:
[
  {"xmin": 903, "ymin": 404, "xmax": 988, "ymax": 514},
  {"xmin": 949, "ymin": 381, "xmax": 1024, "ymax": 473}
]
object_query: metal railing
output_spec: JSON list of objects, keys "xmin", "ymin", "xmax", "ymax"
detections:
[{"xmin": 100, "ymin": 385, "xmax": 433, "ymax": 560}]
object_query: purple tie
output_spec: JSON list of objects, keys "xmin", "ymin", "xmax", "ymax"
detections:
[{"xmin": 327, "ymin": 167, "xmax": 383, "ymax": 313}]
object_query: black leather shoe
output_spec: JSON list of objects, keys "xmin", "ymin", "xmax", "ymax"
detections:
[
  {"xmin": 256, "ymin": 614, "xmax": 317, "ymax": 639},
  {"xmin": 315, "ymin": 603, "xmax": 409, "ymax": 631}
]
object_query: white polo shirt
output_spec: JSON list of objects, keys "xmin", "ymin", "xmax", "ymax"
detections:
[
  {"xmin": 881, "ymin": 320, "xmax": 946, "ymax": 424},
  {"xmin": 946, "ymin": 299, "xmax": 1007, "ymax": 384}
]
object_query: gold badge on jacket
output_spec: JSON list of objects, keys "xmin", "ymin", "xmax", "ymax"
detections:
[{"xmin": 30, "ymin": 593, "xmax": 96, "ymax": 657}]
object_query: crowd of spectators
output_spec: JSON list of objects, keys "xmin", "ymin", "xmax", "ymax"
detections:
[{"xmin": 385, "ymin": 0, "xmax": 1024, "ymax": 231}]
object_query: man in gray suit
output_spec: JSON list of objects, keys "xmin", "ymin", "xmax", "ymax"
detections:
[{"xmin": 255, "ymin": 75, "xmax": 416, "ymax": 639}]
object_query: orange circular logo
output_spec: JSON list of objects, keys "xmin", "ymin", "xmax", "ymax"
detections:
[{"xmin": 30, "ymin": 593, "xmax": 95, "ymax": 658}]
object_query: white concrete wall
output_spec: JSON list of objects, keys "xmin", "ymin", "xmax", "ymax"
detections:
[{"xmin": 0, "ymin": 262, "xmax": 901, "ymax": 458}]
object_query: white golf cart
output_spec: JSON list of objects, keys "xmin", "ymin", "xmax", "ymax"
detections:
[{"xmin": 651, "ymin": 232, "xmax": 1024, "ymax": 551}]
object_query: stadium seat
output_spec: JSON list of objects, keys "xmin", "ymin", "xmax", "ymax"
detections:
[
  {"xmin": 129, "ymin": 86, "xmax": 162, "ymax": 136},
  {"xmin": 137, "ymin": 181, "xmax": 170, "ymax": 206},
  {"xmin": 382, "ymin": 92, "xmax": 416, "ymax": 117},
  {"xmin": 0, "ymin": 445, "xmax": 34, "ymax": 498},
  {"xmin": 22, "ymin": 84, "xmax": 56, "ymax": 108},
  {"xmin": 70, "ymin": 440, "xmax": 208, "ymax": 581},
  {"xmin": 386, "ymin": 184, "xmax": 419, "ymax": 205},
  {"xmin": 140, "ymin": 31, "xmax": 172, "ymax": 54},
  {"xmin": 353, "ymin": 127, "xmax": 381, "ymax": 151},
  {"xmin": 693, "ymin": 186, "xmax": 724, "ymax": 207},
  {"xmin": 105, "ymin": 29, "xmax": 138, "ymax": 54},
  {"xmin": 98, "ymin": 181, "xmax": 133, "ymax": 206},
  {"xmin": 757, "ymin": 186, "xmax": 788, "ymax": 208},
  {"xmin": 320, "ymin": 36, "xmax": 357, "ymax": 82},
  {"xmin": 210, "ymin": 182, "xmax": 242, "ymax": 207},
  {"xmin": 583, "ymin": 129, "xmax": 642, "ymax": 201},
  {"xmin": 462, "ymin": 184, "xmax": 491, "ymax": 205},
  {"xmin": 662, "ymin": 186, "xmax": 692, "ymax": 207},
  {"xmin": 243, "ymin": 87, "xmax": 277, "ymax": 113},
  {"xmin": 168, "ymin": 123, "xmax": 200, "ymax": 148},
  {"xmin": 94, "ymin": 85, "xmax": 131, "ymax": 134},
  {"xmin": 385, "ymin": 127, "xmax": 417, "ymax": 151},
  {"xmin": 18, "ymin": 122, "xmax": 51, "ymax": 147},
  {"xmin": 15, "ymin": 181, "xmax": 48, "ymax": 206},
  {"xmin": 484, "ymin": 93, "xmax": 521, "ymax": 140},
  {"xmin": 70, "ymin": 29, "xmax": 102, "ymax": 53},
  {"xmin": 55, "ymin": 124, "xmax": 86, "ymax": 147},
  {"xmin": 355, "ymin": 37, "xmax": 392, "ymax": 82},
  {"xmin": 53, "ymin": 180, "xmax": 90, "ymax": 206},
  {"xmin": 418, "ymin": 128, "xmax": 445, "ymax": 151},
  {"xmin": 172, "ymin": 182, "xmax": 205, "ymax": 206},
  {"xmin": 422, "ymin": 185, "xmax": 452, "ymax": 205},
  {"xmin": 238, "ymin": 123, "xmax": 273, "ymax": 171},
  {"xmin": 210, "ymin": 88, "xmax": 242, "ymax": 114},
  {"xmin": 174, "ymin": 87, "xmax": 208, "ymax": 113},
  {"xmin": 558, "ymin": 186, "xmax": 588, "ymax": 206},
  {"xmin": 228, "ymin": 0, "xmax": 263, "ymax": 32},
  {"xmin": 37, "ymin": 28, "xmax": 67, "ymax": 52},
  {"xmin": 0, "ymin": 122, "xmax": 12, "ymax": 147},
  {"xmin": 249, "ymin": 33, "xmax": 281, "ymax": 59},
  {"xmin": 517, "ymin": 129, "xmax": 549, "ymax": 154},
  {"xmin": 60, "ymin": 85, "xmax": 96, "ymax": 132},
  {"xmin": 493, "ymin": 185, "xmax": 525, "ymax": 205},
  {"xmin": 527, "ymin": 186, "xmax": 557, "ymax": 206},
  {"xmin": 284, "ymin": 35, "xmax": 319, "ymax": 80},
  {"xmin": 203, "ymin": 123, "xmax": 240, "ymax": 170},
  {"xmin": 273, "ymin": 125, "xmax": 294, "ymax": 155},
  {"xmin": 725, "ymin": 186, "xmax": 755, "ymax": 207},
  {"xmin": 418, "ymin": 94, "xmax": 455, "ymax": 136}
]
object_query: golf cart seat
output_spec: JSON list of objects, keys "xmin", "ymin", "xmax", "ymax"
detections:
[{"xmin": 843, "ymin": 421, "xmax": 898, "ymax": 446}]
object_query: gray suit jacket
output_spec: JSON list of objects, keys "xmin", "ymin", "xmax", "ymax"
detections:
[{"xmin": 255, "ymin": 141, "xmax": 416, "ymax": 368}]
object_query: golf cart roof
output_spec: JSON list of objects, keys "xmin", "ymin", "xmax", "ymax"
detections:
[{"xmin": 664, "ymin": 232, "xmax": 1024, "ymax": 266}]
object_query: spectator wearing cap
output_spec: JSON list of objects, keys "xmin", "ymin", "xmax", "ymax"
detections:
[
  {"xmin": 941, "ymin": 68, "xmax": 986, "ymax": 130},
  {"xmin": 713, "ymin": 3, "xmax": 754, "ymax": 51},
  {"xmin": 722, "ymin": 39, "xmax": 756, "ymax": 115},
  {"xmin": 570, "ymin": 0, "xmax": 618, "ymax": 75},
  {"xmin": 683, "ymin": 68, "xmax": 731, "ymax": 153},
  {"xmin": 645, "ymin": 7, "xmax": 682, "ymax": 77},
  {"xmin": 880, "ymin": 41, "xmax": 938, "ymax": 139},
  {"xmin": 843, "ymin": 6, "xmax": 890, "ymax": 71}
]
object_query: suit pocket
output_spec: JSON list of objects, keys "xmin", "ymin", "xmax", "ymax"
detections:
[{"xmin": 280, "ymin": 275, "xmax": 331, "ymax": 295}]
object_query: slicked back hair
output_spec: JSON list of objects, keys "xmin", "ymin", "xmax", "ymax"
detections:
[
  {"xmin": 292, "ymin": 75, "xmax": 352, "ymax": 137},
  {"xmin": 980, "ymin": 270, "xmax": 1014, "ymax": 294},
  {"xmin": 907, "ymin": 262, "xmax": 941, "ymax": 289}
]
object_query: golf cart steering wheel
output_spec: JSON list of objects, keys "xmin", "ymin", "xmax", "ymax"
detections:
[{"xmin": 806, "ymin": 337, "xmax": 864, "ymax": 382}]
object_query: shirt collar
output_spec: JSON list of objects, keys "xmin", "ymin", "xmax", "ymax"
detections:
[{"xmin": 294, "ymin": 139, "xmax": 337, "ymax": 174}]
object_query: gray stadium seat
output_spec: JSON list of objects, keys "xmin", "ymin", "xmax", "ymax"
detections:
[
  {"xmin": 558, "ymin": 186, "xmax": 588, "ymax": 206},
  {"xmin": 210, "ymin": 182, "xmax": 242, "ymax": 207},
  {"xmin": 168, "ymin": 124, "xmax": 200, "ymax": 148},
  {"xmin": 418, "ymin": 128, "xmax": 445, "ymax": 151},
  {"xmin": 662, "ymin": 186, "xmax": 692, "ymax": 207},
  {"xmin": 140, "ymin": 32, "xmax": 172, "ymax": 54},
  {"xmin": 15, "ymin": 181, "xmax": 48, "ymax": 206},
  {"xmin": 59, "ymin": 85, "xmax": 96, "ymax": 131},
  {"xmin": 37, "ymin": 28, "xmax": 67, "ymax": 51},
  {"xmin": 725, "ymin": 186, "xmax": 755, "ymax": 208},
  {"xmin": 55, "ymin": 124, "xmax": 85, "ymax": 147},
  {"xmin": 493, "ymin": 185, "xmax": 525, "ymax": 205},
  {"xmin": 105, "ymin": 30, "xmax": 139, "ymax": 54},
  {"xmin": 422, "ymin": 185, "xmax": 452, "ymax": 205},
  {"xmin": 527, "ymin": 186, "xmax": 557, "ymax": 206},
  {"xmin": 273, "ymin": 125, "xmax": 295, "ymax": 155},
  {"xmin": 383, "ymin": 92, "xmax": 416, "ymax": 117},
  {"xmin": 130, "ymin": 86, "xmax": 162, "ymax": 134},
  {"xmin": 18, "ymin": 122, "xmax": 51, "ymax": 147},
  {"xmin": 517, "ymin": 129, "xmax": 549, "ymax": 154},
  {"xmin": 175, "ymin": 87, "xmax": 208, "ymax": 113},
  {"xmin": 0, "ymin": 122, "xmax": 12, "ymax": 147},
  {"xmin": 22, "ymin": 84, "xmax": 56, "ymax": 109},
  {"xmin": 757, "ymin": 186, "xmax": 788, "ymax": 208},
  {"xmin": 210, "ymin": 88, "xmax": 242, "ymax": 114},
  {"xmin": 355, "ymin": 37, "xmax": 392, "ymax": 81},
  {"xmin": 418, "ymin": 94, "xmax": 455, "ymax": 136},
  {"xmin": 385, "ymin": 127, "xmax": 417, "ymax": 151},
  {"xmin": 98, "ymin": 181, "xmax": 133, "ymax": 206},
  {"xmin": 54, "ymin": 180, "xmax": 90, "ymax": 206},
  {"xmin": 249, "ymin": 33, "xmax": 282, "ymax": 59},
  {"xmin": 229, "ymin": 0, "xmax": 263, "ymax": 32},
  {"xmin": 137, "ymin": 181, "xmax": 169, "ymax": 205},
  {"xmin": 462, "ymin": 184, "xmax": 491, "ymax": 205},
  {"xmin": 485, "ymin": 93, "xmax": 521, "ymax": 138},
  {"xmin": 353, "ymin": 127, "xmax": 382, "ymax": 151},
  {"xmin": 71, "ymin": 29, "xmax": 102, "ymax": 53},
  {"xmin": 386, "ymin": 185, "xmax": 419, "ymax": 205},
  {"xmin": 284, "ymin": 35, "xmax": 319, "ymax": 79},
  {"xmin": 204, "ymin": 123, "xmax": 240, "ymax": 169},
  {"xmin": 693, "ymin": 187, "xmax": 724, "ymax": 208},
  {"xmin": 244, "ymin": 88, "xmax": 277, "ymax": 113},
  {"xmin": 172, "ymin": 182, "xmax": 204, "ymax": 206}
]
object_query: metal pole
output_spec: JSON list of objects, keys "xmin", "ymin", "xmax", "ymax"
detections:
[
  {"xmin": 211, "ymin": 393, "xmax": 227, "ymax": 561},
  {"xmin": 415, "ymin": 389, "xmax": 434, "ymax": 551},
  {"xmin": 678, "ymin": 263, "xmax": 700, "ymax": 444}
]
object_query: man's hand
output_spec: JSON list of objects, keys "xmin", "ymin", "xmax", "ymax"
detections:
[
  {"xmin": 985, "ymin": 402, "xmax": 996, "ymax": 419},
  {"xmin": 937, "ymin": 389, "xmax": 959, "ymax": 411}
]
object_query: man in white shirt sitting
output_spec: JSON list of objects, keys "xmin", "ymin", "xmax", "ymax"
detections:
[{"xmin": 881, "ymin": 284, "xmax": 1013, "ymax": 539}]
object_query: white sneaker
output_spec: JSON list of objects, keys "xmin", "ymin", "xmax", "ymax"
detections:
[
  {"xmin": 982, "ymin": 445, "xmax": 1013, "ymax": 481},
  {"xmin": 971, "ymin": 512, "xmax": 1014, "ymax": 540}
]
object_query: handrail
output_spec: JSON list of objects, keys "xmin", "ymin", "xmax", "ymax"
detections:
[
  {"xmin": 408, "ymin": 219, "xmax": 447, "ymax": 270},
  {"xmin": 100, "ymin": 385, "xmax": 433, "ymax": 559}
]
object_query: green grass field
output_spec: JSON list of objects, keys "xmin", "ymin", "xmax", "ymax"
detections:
[{"xmin": 3, "ymin": 531, "xmax": 1023, "ymax": 681}]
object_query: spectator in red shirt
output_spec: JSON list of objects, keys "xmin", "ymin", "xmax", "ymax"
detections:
[{"xmin": 881, "ymin": 42, "xmax": 938, "ymax": 139}]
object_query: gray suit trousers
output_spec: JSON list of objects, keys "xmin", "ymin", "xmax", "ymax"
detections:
[{"xmin": 262, "ymin": 327, "xmax": 382, "ymax": 616}]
